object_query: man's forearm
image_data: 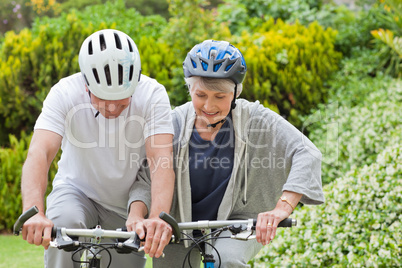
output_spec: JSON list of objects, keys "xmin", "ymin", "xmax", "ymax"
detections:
[
  {"xmin": 145, "ymin": 133, "xmax": 175, "ymax": 219},
  {"xmin": 149, "ymin": 169, "xmax": 175, "ymax": 218},
  {"xmin": 21, "ymin": 156, "xmax": 49, "ymax": 213}
]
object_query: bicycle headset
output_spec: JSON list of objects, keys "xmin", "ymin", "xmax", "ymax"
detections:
[
  {"xmin": 182, "ymin": 40, "xmax": 247, "ymax": 127},
  {"xmin": 78, "ymin": 29, "xmax": 142, "ymax": 101}
]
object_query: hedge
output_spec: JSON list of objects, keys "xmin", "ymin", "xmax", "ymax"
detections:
[
  {"xmin": 0, "ymin": 133, "xmax": 59, "ymax": 230},
  {"xmin": 238, "ymin": 18, "xmax": 341, "ymax": 126},
  {"xmin": 250, "ymin": 78, "xmax": 402, "ymax": 267},
  {"xmin": 252, "ymin": 141, "xmax": 401, "ymax": 267},
  {"xmin": 303, "ymin": 53, "xmax": 400, "ymax": 185}
]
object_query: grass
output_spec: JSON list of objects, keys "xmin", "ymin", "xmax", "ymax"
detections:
[
  {"xmin": 0, "ymin": 234, "xmax": 44, "ymax": 268},
  {"xmin": 0, "ymin": 235, "xmax": 153, "ymax": 268}
]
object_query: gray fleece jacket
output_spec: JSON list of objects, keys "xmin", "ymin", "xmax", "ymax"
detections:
[
  {"xmin": 169, "ymin": 99, "xmax": 325, "ymax": 224},
  {"xmin": 130, "ymin": 98, "xmax": 325, "ymax": 225}
]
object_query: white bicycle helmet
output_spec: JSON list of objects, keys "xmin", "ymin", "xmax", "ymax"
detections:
[{"xmin": 79, "ymin": 29, "xmax": 141, "ymax": 100}]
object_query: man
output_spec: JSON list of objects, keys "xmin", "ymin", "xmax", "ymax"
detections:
[{"xmin": 20, "ymin": 29, "xmax": 174, "ymax": 267}]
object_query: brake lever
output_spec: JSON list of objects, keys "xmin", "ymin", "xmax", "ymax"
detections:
[
  {"xmin": 230, "ymin": 219, "xmax": 255, "ymax": 241},
  {"xmin": 50, "ymin": 227, "xmax": 80, "ymax": 251}
]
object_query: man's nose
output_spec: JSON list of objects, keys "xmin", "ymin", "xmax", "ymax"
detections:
[{"xmin": 106, "ymin": 103, "xmax": 117, "ymax": 112}]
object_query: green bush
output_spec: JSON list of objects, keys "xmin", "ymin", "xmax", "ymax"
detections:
[
  {"xmin": 252, "ymin": 141, "xmax": 401, "ymax": 267},
  {"xmin": 285, "ymin": 3, "xmax": 388, "ymax": 57},
  {"xmin": 303, "ymin": 59, "xmax": 400, "ymax": 184},
  {"xmin": 0, "ymin": 133, "xmax": 58, "ymax": 230},
  {"xmin": 371, "ymin": 0, "xmax": 402, "ymax": 77},
  {"xmin": 217, "ymin": 0, "xmax": 322, "ymax": 35},
  {"xmin": 238, "ymin": 19, "xmax": 341, "ymax": 127},
  {"xmin": 0, "ymin": 134, "xmax": 28, "ymax": 230}
]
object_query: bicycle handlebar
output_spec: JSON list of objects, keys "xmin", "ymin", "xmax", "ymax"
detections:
[
  {"xmin": 13, "ymin": 206, "xmax": 39, "ymax": 236},
  {"xmin": 159, "ymin": 212, "xmax": 297, "ymax": 244},
  {"xmin": 14, "ymin": 207, "xmax": 296, "ymax": 246},
  {"xmin": 159, "ymin": 212, "xmax": 181, "ymax": 244}
]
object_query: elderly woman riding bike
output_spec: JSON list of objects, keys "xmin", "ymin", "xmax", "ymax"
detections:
[{"xmin": 151, "ymin": 40, "xmax": 325, "ymax": 267}]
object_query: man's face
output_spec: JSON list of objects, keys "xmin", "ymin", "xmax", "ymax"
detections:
[{"xmin": 87, "ymin": 87, "xmax": 131, "ymax": 118}]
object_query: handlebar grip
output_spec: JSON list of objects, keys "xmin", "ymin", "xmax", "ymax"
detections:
[
  {"xmin": 13, "ymin": 206, "xmax": 39, "ymax": 235},
  {"xmin": 159, "ymin": 212, "xmax": 181, "ymax": 244},
  {"xmin": 252, "ymin": 218, "xmax": 297, "ymax": 228},
  {"xmin": 278, "ymin": 218, "xmax": 297, "ymax": 227},
  {"xmin": 51, "ymin": 226, "xmax": 58, "ymax": 238}
]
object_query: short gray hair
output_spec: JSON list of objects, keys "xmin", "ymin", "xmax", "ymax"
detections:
[{"xmin": 184, "ymin": 76, "xmax": 243, "ymax": 97}]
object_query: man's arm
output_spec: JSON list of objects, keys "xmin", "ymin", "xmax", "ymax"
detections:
[
  {"xmin": 21, "ymin": 129, "xmax": 62, "ymax": 249},
  {"xmin": 128, "ymin": 133, "xmax": 175, "ymax": 258},
  {"xmin": 145, "ymin": 133, "xmax": 175, "ymax": 218}
]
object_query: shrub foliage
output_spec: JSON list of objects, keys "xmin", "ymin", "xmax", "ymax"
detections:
[
  {"xmin": 253, "ymin": 142, "xmax": 401, "ymax": 267},
  {"xmin": 0, "ymin": 133, "xmax": 58, "ymax": 230},
  {"xmin": 238, "ymin": 18, "xmax": 341, "ymax": 125},
  {"xmin": 252, "ymin": 80, "xmax": 402, "ymax": 267},
  {"xmin": 304, "ymin": 53, "xmax": 400, "ymax": 184}
]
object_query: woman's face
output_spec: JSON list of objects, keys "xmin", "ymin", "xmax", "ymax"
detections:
[{"xmin": 190, "ymin": 84, "xmax": 233, "ymax": 127}]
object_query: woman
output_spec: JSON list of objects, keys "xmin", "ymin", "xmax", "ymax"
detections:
[{"xmin": 153, "ymin": 40, "xmax": 325, "ymax": 267}]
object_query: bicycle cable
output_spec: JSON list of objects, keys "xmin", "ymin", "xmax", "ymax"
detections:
[
  {"xmin": 181, "ymin": 227, "xmax": 233, "ymax": 268},
  {"xmin": 71, "ymin": 243, "xmax": 113, "ymax": 268}
]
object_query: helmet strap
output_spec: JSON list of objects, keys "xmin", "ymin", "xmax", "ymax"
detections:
[
  {"xmin": 231, "ymin": 84, "xmax": 237, "ymax": 110},
  {"xmin": 88, "ymin": 90, "xmax": 100, "ymax": 118}
]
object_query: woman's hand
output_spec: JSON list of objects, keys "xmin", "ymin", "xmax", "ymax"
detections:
[
  {"xmin": 255, "ymin": 208, "xmax": 291, "ymax": 245},
  {"xmin": 256, "ymin": 191, "xmax": 302, "ymax": 245}
]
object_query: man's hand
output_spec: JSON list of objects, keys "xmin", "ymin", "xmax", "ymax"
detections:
[
  {"xmin": 21, "ymin": 212, "xmax": 54, "ymax": 250},
  {"xmin": 126, "ymin": 215, "xmax": 172, "ymax": 258}
]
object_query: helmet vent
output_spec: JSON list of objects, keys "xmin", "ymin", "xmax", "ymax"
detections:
[
  {"xmin": 214, "ymin": 63, "xmax": 222, "ymax": 72},
  {"xmin": 114, "ymin": 33, "xmax": 122, "ymax": 49},
  {"xmin": 88, "ymin": 41, "xmax": 93, "ymax": 55},
  {"xmin": 129, "ymin": 65, "xmax": 134, "ymax": 81},
  {"xmin": 118, "ymin": 64, "xmax": 123, "ymax": 85},
  {"xmin": 100, "ymin": 34, "xmax": 106, "ymax": 51},
  {"xmin": 127, "ymin": 39, "xmax": 133, "ymax": 52},
  {"xmin": 191, "ymin": 59, "xmax": 197, "ymax": 68},
  {"xmin": 104, "ymin": 65, "xmax": 111, "ymax": 86},
  {"xmin": 92, "ymin": 68, "xmax": 100, "ymax": 84},
  {"xmin": 201, "ymin": 60, "xmax": 208, "ymax": 71},
  {"xmin": 225, "ymin": 63, "xmax": 234, "ymax": 71}
]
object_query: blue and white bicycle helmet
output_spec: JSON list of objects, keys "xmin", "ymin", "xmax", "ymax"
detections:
[
  {"xmin": 183, "ymin": 40, "xmax": 247, "ymax": 84},
  {"xmin": 79, "ymin": 29, "xmax": 141, "ymax": 100}
]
